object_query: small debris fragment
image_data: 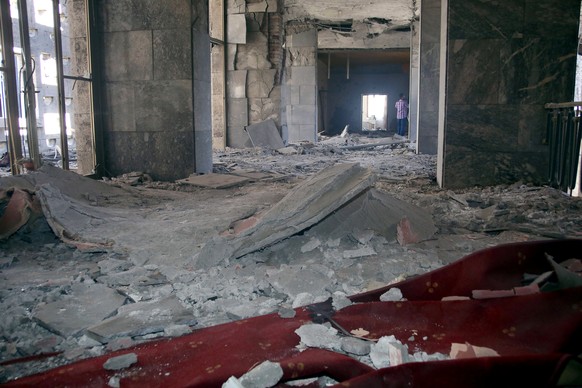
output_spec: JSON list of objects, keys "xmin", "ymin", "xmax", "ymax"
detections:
[
  {"xmin": 295, "ymin": 324, "xmax": 342, "ymax": 351},
  {"xmin": 239, "ymin": 360, "xmax": 284, "ymax": 388},
  {"xmin": 341, "ymin": 337, "xmax": 371, "ymax": 356},
  {"xmin": 350, "ymin": 328, "xmax": 370, "ymax": 338},
  {"xmin": 379, "ymin": 288, "xmax": 403, "ymax": 302},
  {"xmin": 450, "ymin": 342, "xmax": 500, "ymax": 359},
  {"xmin": 103, "ymin": 352, "xmax": 138, "ymax": 371},
  {"xmin": 278, "ymin": 308, "xmax": 296, "ymax": 319}
]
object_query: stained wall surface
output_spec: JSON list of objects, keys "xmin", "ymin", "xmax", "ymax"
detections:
[{"xmin": 442, "ymin": 0, "xmax": 580, "ymax": 188}]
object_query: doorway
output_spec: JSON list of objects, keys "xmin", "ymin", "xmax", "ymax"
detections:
[{"xmin": 362, "ymin": 94, "xmax": 388, "ymax": 131}]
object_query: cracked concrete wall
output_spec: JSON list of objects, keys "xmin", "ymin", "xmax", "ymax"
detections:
[
  {"xmin": 99, "ymin": 0, "xmax": 199, "ymax": 181},
  {"xmin": 441, "ymin": 0, "xmax": 580, "ymax": 188},
  {"xmin": 226, "ymin": 1, "xmax": 283, "ymax": 148}
]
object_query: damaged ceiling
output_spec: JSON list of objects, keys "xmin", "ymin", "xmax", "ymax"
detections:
[{"xmin": 283, "ymin": 0, "xmax": 416, "ymax": 26}]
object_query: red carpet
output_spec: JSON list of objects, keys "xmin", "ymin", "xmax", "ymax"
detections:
[{"xmin": 5, "ymin": 239, "xmax": 582, "ymax": 387}]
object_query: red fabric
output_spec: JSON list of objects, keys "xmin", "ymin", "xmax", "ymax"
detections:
[{"xmin": 5, "ymin": 239, "xmax": 582, "ymax": 387}]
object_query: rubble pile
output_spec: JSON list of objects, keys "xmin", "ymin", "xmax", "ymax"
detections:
[{"xmin": 0, "ymin": 142, "xmax": 581, "ymax": 383}]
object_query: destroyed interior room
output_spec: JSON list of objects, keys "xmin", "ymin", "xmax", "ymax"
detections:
[{"xmin": 1, "ymin": 0, "xmax": 582, "ymax": 387}]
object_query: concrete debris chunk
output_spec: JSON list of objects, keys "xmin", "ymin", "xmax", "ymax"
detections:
[
  {"xmin": 341, "ymin": 337, "xmax": 371, "ymax": 356},
  {"xmin": 33, "ymin": 283, "xmax": 127, "ymax": 338},
  {"xmin": 369, "ymin": 335, "xmax": 409, "ymax": 369},
  {"xmin": 103, "ymin": 352, "xmax": 138, "ymax": 371},
  {"xmin": 87, "ymin": 296, "xmax": 195, "ymax": 342},
  {"xmin": 239, "ymin": 360, "xmax": 284, "ymax": 388},
  {"xmin": 342, "ymin": 246, "xmax": 377, "ymax": 259},
  {"xmin": 278, "ymin": 307, "xmax": 296, "ymax": 319},
  {"xmin": 379, "ymin": 288, "xmax": 403, "ymax": 302},
  {"xmin": 295, "ymin": 323, "xmax": 342, "ymax": 351},
  {"xmin": 196, "ymin": 163, "xmax": 375, "ymax": 268},
  {"xmin": 332, "ymin": 292, "xmax": 352, "ymax": 311},
  {"xmin": 164, "ymin": 324, "xmax": 191, "ymax": 337},
  {"xmin": 222, "ymin": 376, "xmax": 245, "ymax": 388}
]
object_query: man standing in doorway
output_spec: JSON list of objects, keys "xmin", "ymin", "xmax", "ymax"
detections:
[{"xmin": 395, "ymin": 93, "xmax": 409, "ymax": 138}]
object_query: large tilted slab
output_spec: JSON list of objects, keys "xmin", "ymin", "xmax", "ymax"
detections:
[{"xmin": 195, "ymin": 163, "xmax": 376, "ymax": 268}]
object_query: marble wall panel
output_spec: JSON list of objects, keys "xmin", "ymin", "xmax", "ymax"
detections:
[
  {"xmin": 105, "ymin": 82, "xmax": 135, "ymax": 132},
  {"xmin": 447, "ymin": 39, "xmax": 501, "ymax": 105},
  {"xmin": 448, "ymin": 0, "xmax": 525, "ymax": 40},
  {"xmin": 153, "ymin": 29, "xmax": 192, "ymax": 80},
  {"xmin": 104, "ymin": 131, "xmax": 194, "ymax": 181},
  {"xmin": 524, "ymin": 0, "xmax": 580, "ymax": 38},
  {"xmin": 103, "ymin": 31, "xmax": 153, "ymax": 82},
  {"xmin": 446, "ymin": 105, "xmax": 519, "ymax": 153},
  {"xmin": 99, "ymin": 0, "xmax": 191, "ymax": 32},
  {"xmin": 500, "ymin": 38, "xmax": 577, "ymax": 105},
  {"xmin": 134, "ymin": 80, "xmax": 193, "ymax": 133}
]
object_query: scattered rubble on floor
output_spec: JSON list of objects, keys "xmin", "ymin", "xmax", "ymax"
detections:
[{"xmin": 0, "ymin": 141, "xmax": 581, "ymax": 383}]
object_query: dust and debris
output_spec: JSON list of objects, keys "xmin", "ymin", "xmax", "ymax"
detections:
[{"xmin": 0, "ymin": 138, "xmax": 581, "ymax": 383}]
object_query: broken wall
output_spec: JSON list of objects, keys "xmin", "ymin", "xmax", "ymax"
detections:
[
  {"xmin": 226, "ymin": 1, "xmax": 283, "ymax": 148},
  {"xmin": 282, "ymin": 26, "xmax": 318, "ymax": 143},
  {"xmin": 441, "ymin": 0, "xmax": 580, "ymax": 188},
  {"xmin": 98, "ymin": 0, "xmax": 198, "ymax": 181}
]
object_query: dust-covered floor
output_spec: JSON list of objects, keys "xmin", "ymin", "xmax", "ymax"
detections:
[{"xmin": 1, "ymin": 139, "xmax": 581, "ymax": 383}]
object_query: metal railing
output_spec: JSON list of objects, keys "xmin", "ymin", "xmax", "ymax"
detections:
[{"xmin": 545, "ymin": 102, "xmax": 582, "ymax": 195}]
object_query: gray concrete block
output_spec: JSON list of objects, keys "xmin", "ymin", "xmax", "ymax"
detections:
[
  {"xmin": 290, "ymin": 86, "xmax": 300, "ymax": 105},
  {"xmin": 87, "ymin": 296, "xmax": 195, "ymax": 342},
  {"xmin": 227, "ymin": 70, "xmax": 248, "ymax": 98},
  {"xmin": 299, "ymin": 85, "xmax": 316, "ymax": 105},
  {"xmin": 153, "ymin": 29, "xmax": 192, "ymax": 81},
  {"xmin": 103, "ymin": 31, "xmax": 153, "ymax": 82},
  {"xmin": 286, "ymin": 66, "xmax": 316, "ymax": 86},
  {"xmin": 247, "ymin": 69, "xmax": 277, "ymax": 98},
  {"xmin": 134, "ymin": 80, "xmax": 193, "ymax": 132},
  {"xmin": 227, "ymin": 14, "xmax": 246, "ymax": 44},
  {"xmin": 34, "ymin": 283, "xmax": 127, "ymax": 337},
  {"xmin": 290, "ymin": 105, "xmax": 316, "ymax": 125},
  {"xmin": 227, "ymin": 98, "xmax": 249, "ymax": 127}
]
